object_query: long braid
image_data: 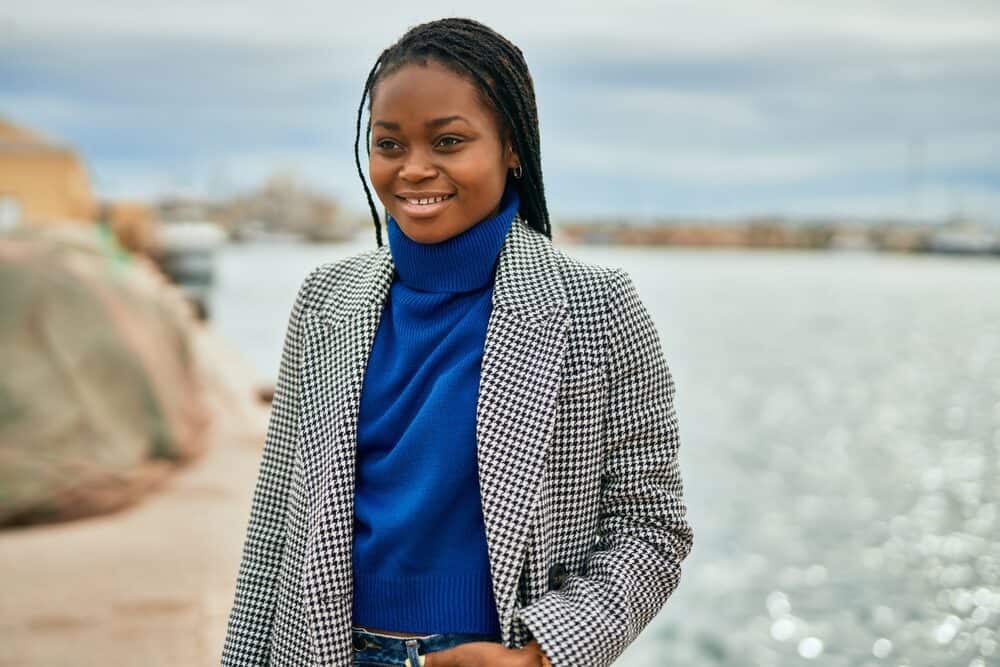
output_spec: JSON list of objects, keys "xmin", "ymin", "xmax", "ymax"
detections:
[
  {"xmin": 352, "ymin": 18, "xmax": 551, "ymax": 246},
  {"xmin": 354, "ymin": 50, "xmax": 388, "ymax": 246}
]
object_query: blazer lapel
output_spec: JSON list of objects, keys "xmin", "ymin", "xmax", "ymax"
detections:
[
  {"xmin": 477, "ymin": 217, "xmax": 569, "ymax": 633},
  {"xmin": 299, "ymin": 247, "xmax": 394, "ymax": 614}
]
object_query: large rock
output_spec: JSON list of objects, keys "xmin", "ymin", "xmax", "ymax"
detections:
[{"xmin": 0, "ymin": 224, "xmax": 210, "ymax": 526}]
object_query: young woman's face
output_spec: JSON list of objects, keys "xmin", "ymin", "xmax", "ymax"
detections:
[{"xmin": 369, "ymin": 60, "xmax": 519, "ymax": 244}]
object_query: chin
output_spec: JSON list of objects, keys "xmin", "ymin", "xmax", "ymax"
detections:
[{"xmin": 395, "ymin": 219, "xmax": 459, "ymax": 245}]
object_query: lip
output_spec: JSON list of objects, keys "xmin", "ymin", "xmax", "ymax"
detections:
[{"xmin": 395, "ymin": 192, "xmax": 455, "ymax": 219}]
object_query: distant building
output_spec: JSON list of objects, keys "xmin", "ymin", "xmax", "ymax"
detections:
[
  {"xmin": 0, "ymin": 116, "xmax": 97, "ymax": 229},
  {"xmin": 213, "ymin": 172, "xmax": 358, "ymax": 242}
]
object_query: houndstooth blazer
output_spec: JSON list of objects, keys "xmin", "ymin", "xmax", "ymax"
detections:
[{"xmin": 220, "ymin": 214, "xmax": 693, "ymax": 666}]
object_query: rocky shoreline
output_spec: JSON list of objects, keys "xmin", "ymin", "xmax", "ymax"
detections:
[{"xmin": 1, "ymin": 224, "xmax": 271, "ymax": 664}]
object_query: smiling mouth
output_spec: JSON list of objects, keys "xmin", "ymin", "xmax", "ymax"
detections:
[
  {"xmin": 395, "ymin": 193, "xmax": 455, "ymax": 219},
  {"xmin": 396, "ymin": 194, "xmax": 455, "ymax": 205}
]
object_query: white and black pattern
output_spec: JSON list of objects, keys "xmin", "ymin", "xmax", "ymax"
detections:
[{"xmin": 220, "ymin": 215, "xmax": 694, "ymax": 666}]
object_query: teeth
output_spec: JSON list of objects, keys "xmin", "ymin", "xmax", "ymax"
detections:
[{"xmin": 407, "ymin": 195, "xmax": 451, "ymax": 205}]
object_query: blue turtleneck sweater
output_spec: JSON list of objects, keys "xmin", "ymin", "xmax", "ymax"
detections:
[{"xmin": 351, "ymin": 185, "xmax": 520, "ymax": 635}]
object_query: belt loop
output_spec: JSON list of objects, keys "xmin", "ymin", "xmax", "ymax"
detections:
[{"xmin": 403, "ymin": 638, "xmax": 425, "ymax": 666}]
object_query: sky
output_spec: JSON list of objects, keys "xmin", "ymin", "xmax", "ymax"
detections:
[{"xmin": 2, "ymin": 0, "xmax": 999, "ymax": 223}]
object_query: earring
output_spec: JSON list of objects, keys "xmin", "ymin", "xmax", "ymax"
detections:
[{"xmin": 512, "ymin": 164, "xmax": 523, "ymax": 179}]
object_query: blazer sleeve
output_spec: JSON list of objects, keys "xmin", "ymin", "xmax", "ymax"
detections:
[
  {"xmin": 515, "ymin": 269, "xmax": 694, "ymax": 666},
  {"xmin": 220, "ymin": 268, "xmax": 317, "ymax": 666}
]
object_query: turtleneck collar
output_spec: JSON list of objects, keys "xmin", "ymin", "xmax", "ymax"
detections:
[{"xmin": 387, "ymin": 183, "xmax": 520, "ymax": 293}]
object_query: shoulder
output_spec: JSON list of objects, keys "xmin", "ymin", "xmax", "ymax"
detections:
[
  {"xmin": 294, "ymin": 245, "xmax": 388, "ymax": 308},
  {"xmin": 310, "ymin": 246, "xmax": 384, "ymax": 285},
  {"xmin": 540, "ymin": 240, "xmax": 663, "ymax": 376},
  {"xmin": 548, "ymin": 243, "xmax": 640, "ymax": 320}
]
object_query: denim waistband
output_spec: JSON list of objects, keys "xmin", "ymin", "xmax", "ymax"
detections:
[{"xmin": 351, "ymin": 625, "xmax": 503, "ymax": 664}]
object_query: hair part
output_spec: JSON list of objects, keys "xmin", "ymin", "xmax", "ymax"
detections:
[{"xmin": 353, "ymin": 17, "xmax": 550, "ymax": 246}]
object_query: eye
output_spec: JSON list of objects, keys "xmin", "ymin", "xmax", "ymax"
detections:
[
  {"xmin": 375, "ymin": 139, "xmax": 401, "ymax": 151},
  {"xmin": 436, "ymin": 136, "xmax": 463, "ymax": 148}
]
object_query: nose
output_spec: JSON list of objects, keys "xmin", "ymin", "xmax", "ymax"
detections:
[{"xmin": 398, "ymin": 147, "xmax": 437, "ymax": 182}]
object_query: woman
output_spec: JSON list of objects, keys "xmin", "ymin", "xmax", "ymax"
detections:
[{"xmin": 221, "ymin": 17, "xmax": 693, "ymax": 667}]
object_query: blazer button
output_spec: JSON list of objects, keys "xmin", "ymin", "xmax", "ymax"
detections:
[{"xmin": 547, "ymin": 562, "xmax": 568, "ymax": 591}]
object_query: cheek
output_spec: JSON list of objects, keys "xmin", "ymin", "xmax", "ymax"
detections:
[
  {"xmin": 449, "ymin": 153, "xmax": 506, "ymax": 193},
  {"xmin": 368, "ymin": 158, "xmax": 393, "ymax": 190}
]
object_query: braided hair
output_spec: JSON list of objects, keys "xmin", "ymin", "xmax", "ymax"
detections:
[{"xmin": 353, "ymin": 17, "xmax": 550, "ymax": 246}]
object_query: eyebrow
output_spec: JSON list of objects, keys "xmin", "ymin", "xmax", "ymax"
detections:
[{"xmin": 373, "ymin": 115, "xmax": 470, "ymax": 131}]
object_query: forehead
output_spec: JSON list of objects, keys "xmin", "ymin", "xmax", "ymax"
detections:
[{"xmin": 370, "ymin": 61, "xmax": 497, "ymax": 129}]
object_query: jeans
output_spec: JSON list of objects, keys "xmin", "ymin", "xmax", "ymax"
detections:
[{"xmin": 351, "ymin": 624, "xmax": 503, "ymax": 666}]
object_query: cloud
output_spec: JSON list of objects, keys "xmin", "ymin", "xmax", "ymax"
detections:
[
  {"xmin": 1, "ymin": 1, "xmax": 997, "ymax": 221},
  {"xmin": 6, "ymin": 0, "xmax": 1000, "ymax": 51}
]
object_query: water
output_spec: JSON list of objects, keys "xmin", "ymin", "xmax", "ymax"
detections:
[{"xmin": 212, "ymin": 241, "xmax": 1000, "ymax": 666}]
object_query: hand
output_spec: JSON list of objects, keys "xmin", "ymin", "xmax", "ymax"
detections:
[{"xmin": 424, "ymin": 639, "xmax": 546, "ymax": 667}]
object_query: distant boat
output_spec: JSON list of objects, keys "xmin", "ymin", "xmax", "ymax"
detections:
[
  {"xmin": 155, "ymin": 221, "xmax": 228, "ymax": 319},
  {"xmin": 926, "ymin": 227, "xmax": 1000, "ymax": 255}
]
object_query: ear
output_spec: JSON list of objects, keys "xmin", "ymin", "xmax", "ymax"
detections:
[
  {"xmin": 505, "ymin": 140, "xmax": 521, "ymax": 171},
  {"xmin": 499, "ymin": 127, "xmax": 518, "ymax": 167}
]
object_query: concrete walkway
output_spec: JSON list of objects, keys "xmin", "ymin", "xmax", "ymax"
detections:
[{"xmin": 0, "ymin": 328, "xmax": 271, "ymax": 667}]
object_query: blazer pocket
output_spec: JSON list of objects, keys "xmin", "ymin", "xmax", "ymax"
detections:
[{"xmin": 558, "ymin": 366, "xmax": 605, "ymax": 399}]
